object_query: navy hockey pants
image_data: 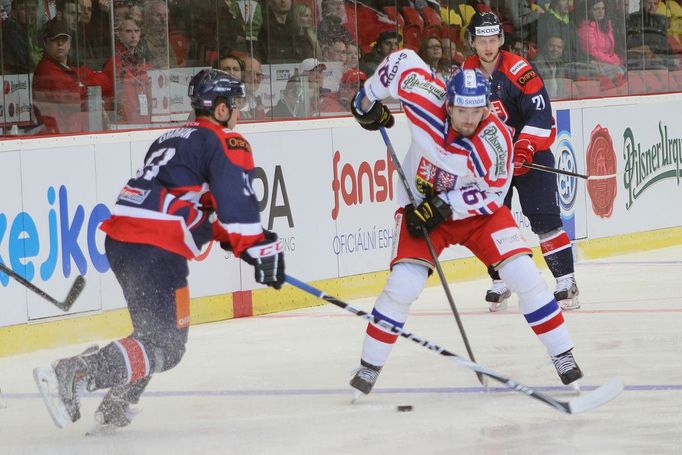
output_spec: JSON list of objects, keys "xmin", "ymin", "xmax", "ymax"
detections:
[
  {"xmin": 503, "ymin": 149, "xmax": 562, "ymax": 235},
  {"xmin": 85, "ymin": 237, "xmax": 190, "ymax": 391}
]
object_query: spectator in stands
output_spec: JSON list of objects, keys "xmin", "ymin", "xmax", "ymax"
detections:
[
  {"xmin": 537, "ymin": 0, "xmax": 582, "ymax": 63},
  {"xmin": 319, "ymin": 68, "xmax": 366, "ymax": 113},
  {"xmin": 360, "ymin": 30, "xmax": 401, "ymax": 76},
  {"xmin": 215, "ymin": 53, "xmax": 244, "ymax": 80},
  {"xmin": 1, "ymin": 0, "xmax": 41, "ymax": 73},
  {"xmin": 270, "ymin": 75, "xmax": 303, "ymax": 118},
  {"xmin": 292, "ymin": 2, "xmax": 321, "ymax": 59},
  {"xmin": 418, "ymin": 35, "xmax": 450, "ymax": 81},
  {"xmin": 258, "ymin": 0, "xmax": 308, "ymax": 62},
  {"xmin": 216, "ymin": 0, "xmax": 263, "ymax": 55},
  {"xmin": 506, "ymin": 34, "xmax": 530, "ymax": 59},
  {"xmin": 317, "ymin": 0, "xmax": 353, "ymax": 45},
  {"xmin": 576, "ymin": 0, "xmax": 626, "ymax": 80},
  {"xmin": 241, "ymin": 54, "xmax": 267, "ymax": 119},
  {"xmin": 321, "ymin": 36, "xmax": 348, "ymax": 65},
  {"xmin": 346, "ymin": 42, "xmax": 361, "ymax": 70},
  {"xmin": 504, "ymin": 0, "xmax": 545, "ymax": 41},
  {"xmin": 32, "ymin": 18, "xmax": 113, "ymax": 133},
  {"xmin": 532, "ymin": 34, "xmax": 572, "ymax": 96},
  {"xmin": 439, "ymin": 34, "xmax": 465, "ymax": 67},
  {"xmin": 103, "ymin": 14, "xmax": 151, "ymax": 124},
  {"xmin": 299, "ymin": 57, "xmax": 329, "ymax": 115},
  {"xmin": 142, "ymin": 0, "xmax": 177, "ymax": 67},
  {"xmin": 626, "ymin": 0, "xmax": 672, "ymax": 68}
]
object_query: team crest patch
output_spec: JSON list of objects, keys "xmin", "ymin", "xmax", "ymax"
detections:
[{"xmin": 415, "ymin": 157, "xmax": 457, "ymax": 195}]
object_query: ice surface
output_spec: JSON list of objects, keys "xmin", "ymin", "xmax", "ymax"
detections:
[{"xmin": 1, "ymin": 246, "xmax": 681, "ymax": 454}]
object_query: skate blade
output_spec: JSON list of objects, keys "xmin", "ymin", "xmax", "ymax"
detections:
[
  {"xmin": 350, "ymin": 390, "xmax": 363, "ymax": 404},
  {"xmin": 569, "ymin": 381, "xmax": 581, "ymax": 394},
  {"xmin": 558, "ymin": 298, "xmax": 581, "ymax": 311},
  {"xmin": 33, "ymin": 366, "xmax": 72, "ymax": 429},
  {"xmin": 86, "ymin": 422, "xmax": 120, "ymax": 436}
]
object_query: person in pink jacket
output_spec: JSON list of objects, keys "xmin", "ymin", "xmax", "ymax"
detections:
[{"xmin": 576, "ymin": 0, "xmax": 626, "ymax": 82}]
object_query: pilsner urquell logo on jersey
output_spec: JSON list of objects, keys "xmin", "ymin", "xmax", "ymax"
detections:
[{"xmin": 416, "ymin": 157, "xmax": 456, "ymax": 195}]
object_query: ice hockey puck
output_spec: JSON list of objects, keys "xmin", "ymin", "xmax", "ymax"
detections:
[{"xmin": 396, "ymin": 405, "xmax": 413, "ymax": 412}]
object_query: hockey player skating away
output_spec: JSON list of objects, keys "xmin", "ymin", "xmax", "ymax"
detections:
[
  {"xmin": 33, "ymin": 69, "xmax": 286, "ymax": 430},
  {"xmin": 348, "ymin": 51, "xmax": 583, "ymax": 396},
  {"xmin": 463, "ymin": 12, "xmax": 580, "ymax": 312}
]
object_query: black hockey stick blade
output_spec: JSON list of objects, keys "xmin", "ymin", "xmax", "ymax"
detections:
[
  {"xmin": 285, "ymin": 274, "xmax": 624, "ymax": 414},
  {"xmin": 61, "ymin": 275, "xmax": 86, "ymax": 312},
  {"xmin": 0, "ymin": 262, "xmax": 85, "ymax": 312}
]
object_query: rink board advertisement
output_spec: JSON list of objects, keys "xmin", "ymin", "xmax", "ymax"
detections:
[
  {"xmin": 581, "ymin": 102, "xmax": 682, "ymax": 238},
  {"xmin": 1, "ymin": 96, "xmax": 681, "ymax": 329}
]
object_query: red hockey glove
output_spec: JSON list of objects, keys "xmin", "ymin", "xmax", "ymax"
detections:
[
  {"xmin": 240, "ymin": 230, "xmax": 285, "ymax": 289},
  {"xmin": 404, "ymin": 194, "xmax": 452, "ymax": 237},
  {"xmin": 513, "ymin": 139, "xmax": 535, "ymax": 176}
]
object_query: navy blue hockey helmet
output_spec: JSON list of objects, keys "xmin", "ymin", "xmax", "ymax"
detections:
[
  {"xmin": 446, "ymin": 69, "xmax": 490, "ymax": 107},
  {"xmin": 188, "ymin": 69, "xmax": 245, "ymax": 111},
  {"xmin": 466, "ymin": 12, "xmax": 505, "ymax": 47}
]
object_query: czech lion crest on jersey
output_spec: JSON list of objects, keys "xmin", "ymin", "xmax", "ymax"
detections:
[{"xmin": 415, "ymin": 156, "xmax": 457, "ymax": 195}]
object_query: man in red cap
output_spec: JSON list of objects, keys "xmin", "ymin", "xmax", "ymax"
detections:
[{"xmin": 32, "ymin": 17, "xmax": 112, "ymax": 133}]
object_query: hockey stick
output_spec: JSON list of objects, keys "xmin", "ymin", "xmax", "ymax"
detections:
[
  {"xmin": 285, "ymin": 274, "xmax": 624, "ymax": 414},
  {"xmin": 0, "ymin": 263, "xmax": 85, "ymax": 312},
  {"xmin": 379, "ymin": 127, "xmax": 486, "ymax": 386},
  {"xmin": 523, "ymin": 162, "xmax": 618, "ymax": 180}
]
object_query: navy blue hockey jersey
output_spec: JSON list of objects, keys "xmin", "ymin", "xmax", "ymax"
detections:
[
  {"xmin": 101, "ymin": 118, "xmax": 264, "ymax": 259},
  {"xmin": 464, "ymin": 50, "xmax": 556, "ymax": 151}
]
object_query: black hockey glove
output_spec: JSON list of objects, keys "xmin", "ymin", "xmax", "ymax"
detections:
[
  {"xmin": 350, "ymin": 94, "xmax": 395, "ymax": 131},
  {"xmin": 240, "ymin": 230, "xmax": 285, "ymax": 289},
  {"xmin": 404, "ymin": 194, "xmax": 453, "ymax": 237}
]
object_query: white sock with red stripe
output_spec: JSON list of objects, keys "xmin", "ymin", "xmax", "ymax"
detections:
[
  {"xmin": 499, "ymin": 255, "xmax": 574, "ymax": 356},
  {"xmin": 360, "ymin": 262, "xmax": 428, "ymax": 367}
]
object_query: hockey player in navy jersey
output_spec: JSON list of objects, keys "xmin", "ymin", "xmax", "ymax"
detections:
[
  {"xmin": 463, "ymin": 12, "xmax": 580, "ymax": 312},
  {"xmin": 33, "ymin": 69, "xmax": 285, "ymax": 430},
  {"xmin": 348, "ymin": 51, "xmax": 583, "ymax": 395}
]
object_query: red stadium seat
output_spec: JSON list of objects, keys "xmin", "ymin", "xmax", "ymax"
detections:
[
  {"xmin": 420, "ymin": 6, "xmax": 441, "ymax": 27},
  {"xmin": 401, "ymin": 6, "xmax": 424, "ymax": 32},
  {"xmin": 382, "ymin": 6, "xmax": 405, "ymax": 28},
  {"xmin": 403, "ymin": 24, "xmax": 422, "ymax": 51},
  {"xmin": 627, "ymin": 70, "xmax": 647, "ymax": 95},
  {"xmin": 668, "ymin": 69, "xmax": 682, "ymax": 91},
  {"xmin": 572, "ymin": 80, "xmax": 601, "ymax": 98},
  {"xmin": 644, "ymin": 69, "xmax": 669, "ymax": 93}
]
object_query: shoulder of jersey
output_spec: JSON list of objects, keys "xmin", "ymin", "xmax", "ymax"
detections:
[{"xmin": 500, "ymin": 51, "xmax": 542, "ymax": 91}]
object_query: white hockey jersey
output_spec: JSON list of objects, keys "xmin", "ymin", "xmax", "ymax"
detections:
[{"xmin": 363, "ymin": 49, "xmax": 515, "ymax": 220}]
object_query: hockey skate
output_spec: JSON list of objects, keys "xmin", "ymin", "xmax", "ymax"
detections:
[
  {"xmin": 554, "ymin": 274, "xmax": 580, "ymax": 310},
  {"xmin": 551, "ymin": 349, "xmax": 583, "ymax": 385},
  {"xmin": 485, "ymin": 280, "xmax": 511, "ymax": 312},
  {"xmin": 88, "ymin": 376, "xmax": 150, "ymax": 434},
  {"xmin": 34, "ymin": 356, "xmax": 90, "ymax": 428},
  {"xmin": 349, "ymin": 362, "xmax": 382, "ymax": 397}
]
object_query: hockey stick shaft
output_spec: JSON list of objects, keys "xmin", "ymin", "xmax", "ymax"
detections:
[
  {"xmin": 522, "ymin": 162, "xmax": 618, "ymax": 180},
  {"xmin": 0, "ymin": 263, "xmax": 85, "ymax": 312},
  {"xmin": 285, "ymin": 274, "xmax": 621, "ymax": 414},
  {"xmin": 378, "ymin": 127, "xmax": 485, "ymax": 386}
]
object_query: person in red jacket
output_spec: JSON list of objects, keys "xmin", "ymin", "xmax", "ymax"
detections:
[
  {"xmin": 31, "ymin": 17, "xmax": 113, "ymax": 133},
  {"xmin": 102, "ymin": 13, "xmax": 152, "ymax": 125}
]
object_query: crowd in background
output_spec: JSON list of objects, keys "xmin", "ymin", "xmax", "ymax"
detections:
[{"xmin": 1, "ymin": 0, "xmax": 681, "ymax": 135}]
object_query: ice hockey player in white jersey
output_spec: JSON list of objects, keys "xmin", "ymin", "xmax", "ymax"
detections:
[{"xmin": 348, "ymin": 49, "xmax": 584, "ymax": 395}]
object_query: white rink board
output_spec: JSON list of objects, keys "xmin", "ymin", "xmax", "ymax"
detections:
[{"xmin": 0, "ymin": 95, "xmax": 681, "ymax": 327}]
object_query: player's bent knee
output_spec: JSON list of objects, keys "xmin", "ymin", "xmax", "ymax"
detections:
[
  {"xmin": 498, "ymin": 255, "xmax": 547, "ymax": 300},
  {"xmin": 147, "ymin": 340, "xmax": 187, "ymax": 373},
  {"xmin": 384, "ymin": 262, "xmax": 429, "ymax": 304},
  {"xmin": 527, "ymin": 215, "xmax": 563, "ymax": 236}
]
